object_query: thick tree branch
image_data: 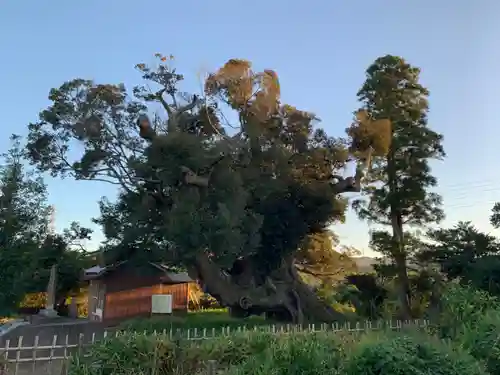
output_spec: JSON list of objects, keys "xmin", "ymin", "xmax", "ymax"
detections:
[
  {"xmin": 154, "ymin": 90, "xmax": 201, "ymax": 133},
  {"xmin": 155, "ymin": 89, "xmax": 173, "ymax": 119},
  {"xmin": 178, "ymin": 94, "xmax": 200, "ymax": 114},
  {"xmin": 180, "ymin": 166, "xmax": 209, "ymax": 187},
  {"xmin": 295, "ymin": 264, "xmax": 346, "ymax": 278}
]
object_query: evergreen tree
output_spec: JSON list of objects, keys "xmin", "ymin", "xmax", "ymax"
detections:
[
  {"xmin": 0, "ymin": 135, "xmax": 51, "ymax": 315},
  {"xmin": 353, "ymin": 55, "xmax": 445, "ymax": 318}
]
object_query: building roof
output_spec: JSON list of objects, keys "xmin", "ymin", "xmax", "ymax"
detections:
[{"xmin": 83, "ymin": 261, "xmax": 193, "ymax": 283}]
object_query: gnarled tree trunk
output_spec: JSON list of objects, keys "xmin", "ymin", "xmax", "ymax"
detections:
[
  {"xmin": 188, "ymin": 253, "xmax": 346, "ymax": 324},
  {"xmin": 137, "ymin": 111, "xmax": 364, "ymax": 324}
]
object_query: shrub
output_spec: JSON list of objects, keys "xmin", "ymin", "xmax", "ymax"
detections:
[
  {"xmin": 344, "ymin": 330, "xmax": 487, "ymax": 375},
  {"xmin": 185, "ymin": 331, "xmax": 276, "ymax": 368},
  {"xmin": 459, "ymin": 310, "xmax": 500, "ymax": 375},
  {"xmin": 221, "ymin": 331, "xmax": 347, "ymax": 375},
  {"xmin": 69, "ymin": 330, "xmax": 348, "ymax": 375},
  {"xmin": 437, "ymin": 284, "xmax": 500, "ymax": 339},
  {"xmin": 68, "ymin": 333, "xmax": 176, "ymax": 375}
]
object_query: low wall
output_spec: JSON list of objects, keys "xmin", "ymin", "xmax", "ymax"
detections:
[{"xmin": 0, "ymin": 320, "xmax": 111, "ymax": 350}]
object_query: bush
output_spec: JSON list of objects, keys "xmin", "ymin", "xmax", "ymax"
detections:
[
  {"xmin": 436, "ymin": 284, "xmax": 500, "ymax": 339},
  {"xmin": 344, "ymin": 330, "xmax": 487, "ymax": 375},
  {"xmin": 69, "ymin": 334, "xmax": 176, "ymax": 375},
  {"xmin": 185, "ymin": 331, "xmax": 276, "ymax": 368},
  {"xmin": 458, "ymin": 310, "xmax": 500, "ymax": 375},
  {"xmin": 69, "ymin": 330, "xmax": 347, "ymax": 375},
  {"xmin": 219, "ymin": 331, "xmax": 347, "ymax": 375}
]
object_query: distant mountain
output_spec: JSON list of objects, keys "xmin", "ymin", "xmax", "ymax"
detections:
[
  {"xmin": 351, "ymin": 256, "xmax": 419, "ymax": 273},
  {"xmin": 352, "ymin": 256, "xmax": 378, "ymax": 272}
]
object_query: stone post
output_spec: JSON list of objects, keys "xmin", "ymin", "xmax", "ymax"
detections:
[
  {"xmin": 69, "ymin": 297, "xmax": 78, "ymax": 318},
  {"xmin": 39, "ymin": 265, "xmax": 58, "ymax": 317}
]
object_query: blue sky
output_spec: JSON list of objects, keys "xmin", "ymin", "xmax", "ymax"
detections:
[{"xmin": 1, "ymin": 0, "xmax": 499, "ymax": 256}]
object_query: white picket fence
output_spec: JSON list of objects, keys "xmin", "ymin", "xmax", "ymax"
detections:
[{"xmin": 0, "ymin": 319, "xmax": 429, "ymax": 375}]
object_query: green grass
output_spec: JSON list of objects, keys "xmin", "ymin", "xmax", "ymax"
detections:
[{"xmin": 118, "ymin": 308, "xmax": 274, "ymax": 334}]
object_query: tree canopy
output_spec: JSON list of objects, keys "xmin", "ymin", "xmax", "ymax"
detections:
[
  {"xmin": 25, "ymin": 54, "xmax": 392, "ymax": 322},
  {"xmin": 0, "ymin": 136, "xmax": 92, "ymax": 315},
  {"xmin": 352, "ymin": 55, "xmax": 445, "ymax": 318},
  {"xmin": 419, "ymin": 221, "xmax": 500, "ymax": 296}
]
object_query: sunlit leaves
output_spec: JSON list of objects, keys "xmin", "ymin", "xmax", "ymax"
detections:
[
  {"xmin": 205, "ymin": 59, "xmax": 280, "ymax": 121},
  {"xmin": 347, "ymin": 110, "xmax": 392, "ymax": 157},
  {"xmin": 26, "ymin": 53, "xmax": 396, "ymax": 279},
  {"xmin": 354, "ymin": 55, "xmax": 445, "ymax": 227}
]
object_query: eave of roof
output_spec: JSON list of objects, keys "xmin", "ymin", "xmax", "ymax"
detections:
[{"xmin": 83, "ymin": 261, "xmax": 193, "ymax": 283}]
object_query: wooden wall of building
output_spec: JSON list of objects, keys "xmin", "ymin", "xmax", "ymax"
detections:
[
  {"xmin": 103, "ymin": 283, "xmax": 188, "ymax": 321},
  {"xmin": 86, "ymin": 265, "xmax": 191, "ymax": 322}
]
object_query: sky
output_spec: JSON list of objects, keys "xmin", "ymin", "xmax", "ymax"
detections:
[{"xmin": 1, "ymin": 0, "xmax": 499, "ymax": 257}]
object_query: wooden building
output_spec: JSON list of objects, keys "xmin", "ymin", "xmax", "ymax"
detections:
[{"xmin": 84, "ymin": 261, "xmax": 193, "ymax": 323}]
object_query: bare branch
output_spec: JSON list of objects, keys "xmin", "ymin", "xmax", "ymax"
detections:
[{"xmin": 178, "ymin": 94, "xmax": 200, "ymax": 114}]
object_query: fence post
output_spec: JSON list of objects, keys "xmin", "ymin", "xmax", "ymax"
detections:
[
  {"xmin": 1, "ymin": 339, "xmax": 9, "ymax": 375},
  {"xmin": 31, "ymin": 335, "xmax": 39, "ymax": 375},
  {"xmin": 207, "ymin": 360, "xmax": 217, "ymax": 375},
  {"xmin": 77, "ymin": 333, "xmax": 84, "ymax": 356},
  {"xmin": 48, "ymin": 335, "xmax": 57, "ymax": 374},
  {"xmin": 14, "ymin": 336, "xmax": 23, "ymax": 375}
]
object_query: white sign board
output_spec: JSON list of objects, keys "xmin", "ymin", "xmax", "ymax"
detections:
[{"xmin": 151, "ymin": 294, "xmax": 172, "ymax": 314}]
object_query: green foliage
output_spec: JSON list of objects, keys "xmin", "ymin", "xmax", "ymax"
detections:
[
  {"xmin": 353, "ymin": 55, "xmax": 445, "ymax": 318},
  {"xmin": 345, "ymin": 330, "xmax": 487, "ymax": 375},
  {"xmin": 460, "ymin": 310, "xmax": 500, "ymax": 375},
  {"xmin": 69, "ymin": 330, "xmax": 347, "ymax": 375},
  {"xmin": 435, "ymin": 284, "xmax": 498, "ymax": 338},
  {"xmin": 184, "ymin": 332, "xmax": 276, "ymax": 368},
  {"xmin": 70, "ymin": 320, "xmax": 498, "ymax": 375},
  {"xmin": 419, "ymin": 222, "xmax": 500, "ymax": 296},
  {"xmin": 339, "ymin": 274, "xmax": 388, "ymax": 319},
  {"xmin": 222, "ymin": 332, "xmax": 346, "ymax": 375},
  {"xmin": 296, "ymin": 230, "xmax": 358, "ymax": 286},
  {"xmin": 0, "ymin": 136, "xmax": 93, "ymax": 316},
  {"xmin": 491, "ymin": 203, "xmax": 500, "ymax": 229},
  {"xmin": 0, "ymin": 135, "xmax": 52, "ymax": 315},
  {"xmin": 25, "ymin": 55, "xmax": 373, "ymax": 283},
  {"xmin": 354, "ymin": 55, "xmax": 445, "ymax": 227},
  {"xmin": 70, "ymin": 287, "xmax": 500, "ymax": 375},
  {"xmin": 69, "ymin": 334, "xmax": 176, "ymax": 375},
  {"xmin": 118, "ymin": 310, "xmax": 270, "ymax": 333},
  {"xmin": 435, "ymin": 284, "xmax": 500, "ymax": 375}
]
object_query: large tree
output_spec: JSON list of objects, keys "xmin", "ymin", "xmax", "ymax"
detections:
[
  {"xmin": 418, "ymin": 221, "xmax": 500, "ymax": 296},
  {"xmin": 0, "ymin": 136, "xmax": 52, "ymax": 315},
  {"xmin": 0, "ymin": 136, "xmax": 91, "ymax": 315},
  {"xmin": 26, "ymin": 55, "xmax": 390, "ymax": 323},
  {"xmin": 352, "ymin": 55, "xmax": 445, "ymax": 318},
  {"xmin": 490, "ymin": 203, "xmax": 500, "ymax": 229}
]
